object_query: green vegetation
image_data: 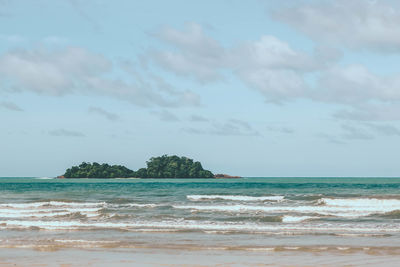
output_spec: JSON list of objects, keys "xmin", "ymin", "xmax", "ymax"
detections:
[
  {"xmin": 63, "ymin": 162, "xmax": 135, "ymax": 178},
  {"xmin": 142, "ymin": 155, "xmax": 214, "ymax": 178},
  {"xmin": 62, "ymin": 155, "xmax": 214, "ymax": 178}
]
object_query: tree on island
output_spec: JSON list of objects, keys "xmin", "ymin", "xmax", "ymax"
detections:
[
  {"xmin": 63, "ymin": 155, "xmax": 214, "ymax": 178},
  {"xmin": 63, "ymin": 162, "xmax": 135, "ymax": 178},
  {"xmin": 143, "ymin": 155, "xmax": 214, "ymax": 178}
]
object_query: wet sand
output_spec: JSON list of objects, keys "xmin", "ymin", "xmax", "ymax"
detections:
[{"xmin": 1, "ymin": 247, "xmax": 400, "ymax": 267}]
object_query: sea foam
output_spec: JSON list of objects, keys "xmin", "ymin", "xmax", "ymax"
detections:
[{"xmin": 187, "ymin": 195, "xmax": 284, "ymax": 202}]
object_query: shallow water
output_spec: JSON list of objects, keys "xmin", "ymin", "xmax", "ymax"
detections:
[{"xmin": 1, "ymin": 177, "xmax": 400, "ymax": 261}]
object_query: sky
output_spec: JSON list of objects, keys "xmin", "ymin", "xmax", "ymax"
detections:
[{"xmin": 1, "ymin": 0, "xmax": 400, "ymax": 177}]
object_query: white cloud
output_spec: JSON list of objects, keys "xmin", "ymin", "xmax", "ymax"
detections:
[
  {"xmin": 231, "ymin": 35, "xmax": 318, "ymax": 71},
  {"xmin": 0, "ymin": 46, "xmax": 201, "ymax": 107},
  {"xmin": 152, "ymin": 23, "xmax": 323, "ymax": 102},
  {"xmin": 151, "ymin": 22, "xmax": 400, "ymax": 120},
  {"xmin": 274, "ymin": 0, "xmax": 400, "ymax": 52},
  {"xmin": 0, "ymin": 46, "xmax": 110, "ymax": 96},
  {"xmin": 152, "ymin": 22, "xmax": 226, "ymax": 83},
  {"xmin": 156, "ymin": 22, "xmax": 224, "ymax": 58},
  {"xmin": 238, "ymin": 69, "xmax": 307, "ymax": 103},
  {"xmin": 315, "ymin": 64, "xmax": 394, "ymax": 104}
]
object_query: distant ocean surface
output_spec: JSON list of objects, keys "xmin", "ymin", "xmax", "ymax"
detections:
[{"xmin": 1, "ymin": 177, "xmax": 400, "ymax": 256}]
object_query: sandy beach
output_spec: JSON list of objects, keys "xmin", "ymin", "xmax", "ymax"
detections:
[{"xmin": 2, "ymin": 247, "xmax": 400, "ymax": 267}]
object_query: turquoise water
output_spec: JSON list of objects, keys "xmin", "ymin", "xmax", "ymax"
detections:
[{"xmin": 1, "ymin": 177, "xmax": 400, "ymax": 251}]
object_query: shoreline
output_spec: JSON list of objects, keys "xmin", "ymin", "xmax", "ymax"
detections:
[{"xmin": 1, "ymin": 246, "xmax": 399, "ymax": 267}]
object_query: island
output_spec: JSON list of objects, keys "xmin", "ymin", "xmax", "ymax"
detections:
[{"xmin": 60, "ymin": 155, "xmax": 232, "ymax": 179}]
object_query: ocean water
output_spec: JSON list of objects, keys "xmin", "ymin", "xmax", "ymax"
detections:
[{"xmin": 1, "ymin": 177, "xmax": 400, "ymax": 255}]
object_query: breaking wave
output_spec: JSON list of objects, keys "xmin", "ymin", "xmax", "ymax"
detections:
[{"xmin": 187, "ymin": 195, "xmax": 285, "ymax": 202}]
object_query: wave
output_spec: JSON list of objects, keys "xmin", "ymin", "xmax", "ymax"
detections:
[
  {"xmin": 0, "ymin": 207, "xmax": 101, "ymax": 218},
  {"xmin": 380, "ymin": 210, "xmax": 400, "ymax": 218},
  {"xmin": 1, "ymin": 219, "xmax": 400, "ymax": 234},
  {"xmin": 216, "ymin": 215, "xmax": 283, "ymax": 223},
  {"xmin": 0, "ymin": 201, "xmax": 105, "ymax": 219},
  {"xmin": 0, "ymin": 201, "xmax": 106, "ymax": 209},
  {"xmin": 0, "ymin": 201, "xmax": 165, "ymax": 220},
  {"xmin": 281, "ymin": 216, "xmax": 317, "ymax": 223},
  {"xmin": 122, "ymin": 203, "xmax": 159, "ymax": 208},
  {"xmin": 187, "ymin": 195, "xmax": 284, "ymax": 202},
  {"xmin": 0, "ymin": 201, "xmax": 164, "ymax": 210},
  {"xmin": 172, "ymin": 201, "xmax": 400, "ymax": 217},
  {"xmin": 318, "ymin": 198, "xmax": 400, "ymax": 208},
  {"xmin": 173, "ymin": 197, "xmax": 400, "ymax": 218}
]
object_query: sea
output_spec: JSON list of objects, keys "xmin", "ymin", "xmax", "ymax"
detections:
[{"xmin": 1, "ymin": 177, "xmax": 400, "ymax": 265}]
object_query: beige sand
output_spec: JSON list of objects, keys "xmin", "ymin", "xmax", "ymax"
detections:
[{"xmin": 1, "ymin": 247, "xmax": 400, "ymax": 267}]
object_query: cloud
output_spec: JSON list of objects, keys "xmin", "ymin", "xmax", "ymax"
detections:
[
  {"xmin": 88, "ymin": 106, "xmax": 119, "ymax": 121},
  {"xmin": 118, "ymin": 59, "xmax": 201, "ymax": 107},
  {"xmin": 0, "ymin": 46, "xmax": 201, "ymax": 108},
  {"xmin": 0, "ymin": 46, "xmax": 110, "ymax": 96},
  {"xmin": 151, "ymin": 23, "xmax": 333, "ymax": 103},
  {"xmin": 340, "ymin": 124, "xmax": 374, "ymax": 140},
  {"xmin": 314, "ymin": 65, "xmax": 400, "ymax": 121},
  {"xmin": 189, "ymin": 114, "xmax": 209, "ymax": 122},
  {"xmin": 183, "ymin": 118, "xmax": 259, "ymax": 136},
  {"xmin": 318, "ymin": 122, "xmax": 399, "ymax": 144},
  {"xmin": 273, "ymin": 0, "xmax": 400, "ymax": 52},
  {"xmin": 151, "ymin": 22, "xmax": 400, "ymax": 113},
  {"xmin": 316, "ymin": 133, "xmax": 346, "ymax": 145},
  {"xmin": 266, "ymin": 126, "xmax": 294, "ymax": 134},
  {"xmin": 364, "ymin": 123, "xmax": 400, "ymax": 136},
  {"xmin": 315, "ymin": 64, "xmax": 400, "ymax": 104},
  {"xmin": 151, "ymin": 109, "xmax": 180, "ymax": 122},
  {"xmin": 49, "ymin": 129, "xmax": 85, "ymax": 137},
  {"xmin": 334, "ymin": 104, "xmax": 400, "ymax": 122},
  {"xmin": 238, "ymin": 69, "xmax": 307, "ymax": 103},
  {"xmin": 152, "ymin": 22, "xmax": 226, "ymax": 83},
  {"xmin": 0, "ymin": 101, "xmax": 23, "ymax": 111},
  {"xmin": 208, "ymin": 119, "xmax": 259, "ymax": 136}
]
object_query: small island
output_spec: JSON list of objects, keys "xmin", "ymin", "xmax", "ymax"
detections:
[{"xmin": 61, "ymin": 155, "xmax": 228, "ymax": 179}]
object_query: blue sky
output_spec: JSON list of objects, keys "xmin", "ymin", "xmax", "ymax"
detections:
[{"xmin": 1, "ymin": 0, "xmax": 400, "ymax": 177}]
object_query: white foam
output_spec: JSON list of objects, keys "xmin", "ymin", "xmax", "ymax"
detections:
[
  {"xmin": 54, "ymin": 239, "xmax": 117, "ymax": 244},
  {"xmin": 124, "ymin": 203, "xmax": 158, "ymax": 208},
  {"xmin": 283, "ymin": 246, "xmax": 300, "ymax": 250},
  {"xmin": 0, "ymin": 201, "xmax": 105, "ymax": 209},
  {"xmin": 0, "ymin": 207, "xmax": 101, "ymax": 218},
  {"xmin": 173, "ymin": 201, "xmax": 400, "ymax": 217},
  {"xmin": 1, "ymin": 219, "xmax": 400, "ymax": 234},
  {"xmin": 319, "ymin": 198, "xmax": 400, "ymax": 208},
  {"xmin": 187, "ymin": 195, "xmax": 284, "ymax": 202}
]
